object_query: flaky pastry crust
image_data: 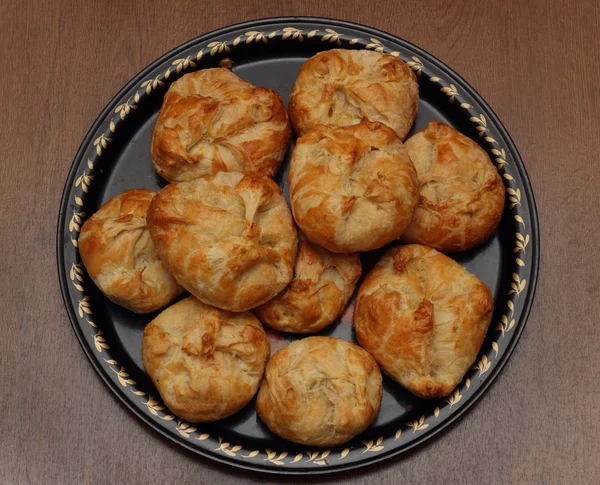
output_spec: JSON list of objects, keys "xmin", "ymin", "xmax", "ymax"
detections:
[
  {"xmin": 254, "ymin": 233, "xmax": 361, "ymax": 333},
  {"xmin": 288, "ymin": 119, "xmax": 418, "ymax": 253},
  {"xmin": 354, "ymin": 244, "xmax": 493, "ymax": 398},
  {"xmin": 401, "ymin": 121, "xmax": 505, "ymax": 252},
  {"xmin": 78, "ymin": 189, "xmax": 183, "ymax": 313},
  {"xmin": 142, "ymin": 296, "xmax": 270, "ymax": 422},
  {"xmin": 147, "ymin": 172, "xmax": 298, "ymax": 312},
  {"xmin": 151, "ymin": 68, "xmax": 291, "ymax": 182},
  {"xmin": 289, "ymin": 49, "xmax": 418, "ymax": 139},
  {"xmin": 256, "ymin": 336, "xmax": 382, "ymax": 446}
]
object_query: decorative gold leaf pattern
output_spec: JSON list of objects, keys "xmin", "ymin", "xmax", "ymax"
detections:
[
  {"xmin": 69, "ymin": 210, "xmax": 85, "ymax": 233},
  {"xmin": 108, "ymin": 364, "xmax": 136, "ymax": 387},
  {"xmin": 445, "ymin": 389, "xmax": 462, "ymax": 407},
  {"xmin": 93, "ymin": 134, "xmax": 111, "ymax": 156},
  {"xmin": 92, "ymin": 330, "xmax": 109, "ymax": 352},
  {"xmin": 171, "ymin": 56, "xmax": 197, "ymax": 74},
  {"xmin": 78, "ymin": 296, "xmax": 92, "ymax": 318},
  {"xmin": 321, "ymin": 28, "xmax": 341, "ymax": 46},
  {"xmin": 70, "ymin": 263, "xmax": 85, "ymax": 291},
  {"xmin": 282, "ymin": 27, "xmax": 304, "ymax": 42},
  {"xmin": 406, "ymin": 416, "xmax": 429, "ymax": 432},
  {"xmin": 514, "ymin": 232, "xmax": 530, "ymax": 254},
  {"xmin": 365, "ymin": 37, "xmax": 383, "ymax": 52},
  {"xmin": 213, "ymin": 438, "xmax": 241, "ymax": 455},
  {"xmin": 508, "ymin": 300, "xmax": 515, "ymax": 315},
  {"xmin": 303, "ymin": 450, "xmax": 330, "ymax": 465},
  {"xmin": 142, "ymin": 396, "xmax": 164, "ymax": 416},
  {"xmin": 465, "ymin": 378, "xmax": 471, "ymax": 389},
  {"xmin": 440, "ymin": 83, "xmax": 459, "ymax": 103},
  {"xmin": 508, "ymin": 272, "xmax": 527, "ymax": 296},
  {"xmin": 244, "ymin": 31, "xmax": 268, "ymax": 44},
  {"xmin": 491, "ymin": 148, "xmax": 508, "ymax": 168},
  {"xmin": 406, "ymin": 56, "xmax": 423, "ymax": 76},
  {"xmin": 314, "ymin": 449, "xmax": 330, "ymax": 465},
  {"xmin": 114, "ymin": 97, "xmax": 137, "ymax": 120},
  {"xmin": 361, "ymin": 436, "xmax": 384, "ymax": 453},
  {"xmin": 340, "ymin": 447, "xmax": 350, "ymax": 458},
  {"xmin": 75, "ymin": 170, "xmax": 95, "ymax": 194},
  {"xmin": 434, "ymin": 407, "xmax": 440, "ymax": 418},
  {"xmin": 175, "ymin": 421, "xmax": 198, "ymax": 438},
  {"xmin": 507, "ymin": 188, "xmax": 521, "ymax": 208},
  {"xmin": 497, "ymin": 313, "xmax": 516, "ymax": 335},
  {"xmin": 473, "ymin": 355, "xmax": 492, "ymax": 376},
  {"xmin": 492, "ymin": 341, "xmax": 499, "ymax": 356},
  {"xmin": 207, "ymin": 41, "xmax": 230, "ymax": 56},
  {"xmin": 243, "ymin": 450, "xmax": 260, "ymax": 458},
  {"xmin": 141, "ymin": 75, "xmax": 164, "ymax": 94},
  {"xmin": 264, "ymin": 448, "xmax": 288, "ymax": 465},
  {"xmin": 469, "ymin": 114, "xmax": 487, "ymax": 137},
  {"xmin": 305, "ymin": 451, "xmax": 317, "ymax": 462}
]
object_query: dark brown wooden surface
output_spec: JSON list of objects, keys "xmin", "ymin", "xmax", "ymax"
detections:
[{"xmin": 2, "ymin": 0, "xmax": 599, "ymax": 483}]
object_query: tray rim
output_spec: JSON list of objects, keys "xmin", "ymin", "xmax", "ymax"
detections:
[{"xmin": 56, "ymin": 16, "xmax": 540, "ymax": 475}]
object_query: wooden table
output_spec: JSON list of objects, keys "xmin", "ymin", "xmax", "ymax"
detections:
[{"xmin": 2, "ymin": 1, "xmax": 599, "ymax": 483}]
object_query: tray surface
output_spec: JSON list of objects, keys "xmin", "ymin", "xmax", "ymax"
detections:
[{"xmin": 57, "ymin": 17, "xmax": 539, "ymax": 474}]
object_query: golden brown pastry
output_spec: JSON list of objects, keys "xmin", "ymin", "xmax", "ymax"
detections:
[
  {"xmin": 256, "ymin": 336, "xmax": 382, "ymax": 446},
  {"xmin": 288, "ymin": 119, "xmax": 419, "ymax": 253},
  {"xmin": 401, "ymin": 121, "xmax": 505, "ymax": 252},
  {"xmin": 146, "ymin": 172, "xmax": 298, "ymax": 312},
  {"xmin": 78, "ymin": 189, "xmax": 183, "ymax": 313},
  {"xmin": 354, "ymin": 244, "xmax": 493, "ymax": 398},
  {"xmin": 142, "ymin": 296, "xmax": 270, "ymax": 422},
  {"xmin": 254, "ymin": 233, "xmax": 361, "ymax": 333},
  {"xmin": 289, "ymin": 49, "xmax": 418, "ymax": 139},
  {"xmin": 151, "ymin": 68, "xmax": 291, "ymax": 183}
]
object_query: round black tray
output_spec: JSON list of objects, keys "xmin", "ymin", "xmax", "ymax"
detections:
[{"xmin": 57, "ymin": 17, "xmax": 539, "ymax": 474}]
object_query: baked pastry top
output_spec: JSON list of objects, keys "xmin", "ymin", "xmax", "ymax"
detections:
[
  {"xmin": 288, "ymin": 119, "xmax": 419, "ymax": 253},
  {"xmin": 289, "ymin": 49, "xmax": 418, "ymax": 139},
  {"xmin": 256, "ymin": 336, "xmax": 382, "ymax": 446},
  {"xmin": 254, "ymin": 233, "xmax": 361, "ymax": 333},
  {"xmin": 142, "ymin": 296, "xmax": 270, "ymax": 422},
  {"xmin": 78, "ymin": 189, "xmax": 183, "ymax": 313},
  {"xmin": 401, "ymin": 120, "xmax": 505, "ymax": 252},
  {"xmin": 146, "ymin": 171, "xmax": 298, "ymax": 312},
  {"xmin": 151, "ymin": 68, "xmax": 291, "ymax": 183},
  {"xmin": 354, "ymin": 244, "xmax": 493, "ymax": 398}
]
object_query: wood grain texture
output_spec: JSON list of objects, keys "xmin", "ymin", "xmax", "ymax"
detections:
[{"xmin": 1, "ymin": 0, "xmax": 599, "ymax": 483}]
